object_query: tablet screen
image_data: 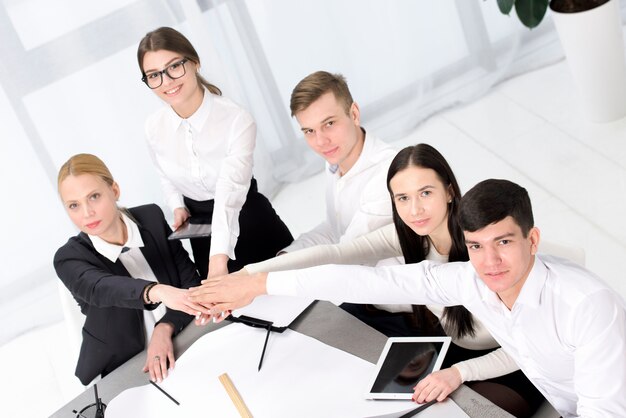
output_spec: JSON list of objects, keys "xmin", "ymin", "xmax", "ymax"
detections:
[{"xmin": 366, "ymin": 337, "xmax": 451, "ymax": 399}]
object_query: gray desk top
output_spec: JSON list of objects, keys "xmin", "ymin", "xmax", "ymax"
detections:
[{"xmin": 50, "ymin": 301, "xmax": 513, "ymax": 418}]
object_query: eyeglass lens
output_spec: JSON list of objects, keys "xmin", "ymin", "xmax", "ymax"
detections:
[{"xmin": 144, "ymin": 60, "xmax": 187, "ymax": 89}]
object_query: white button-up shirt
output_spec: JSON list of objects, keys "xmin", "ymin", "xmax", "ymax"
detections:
[
  {"xmin": 145, "ymin": 91, "xmax": 256, "ymax": 259},
  {"xmin": 282, "ymin": 132, "xmax": 396, "ymax": 253},
  {"xmin": 267, "ymin": 255, "xmax": 626, "ymax": 417},
  {"xmin": 88, "ymin": 213, "xmax": 166, "ymax": 343}
]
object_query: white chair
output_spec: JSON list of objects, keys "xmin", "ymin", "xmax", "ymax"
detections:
[
  {"xmin": 539, "ymin": 240, "xmax": 586, "ymax": 267},
  {"xmin": 56, "ymin": 281, "xmax": 85, "ymax": 362}
]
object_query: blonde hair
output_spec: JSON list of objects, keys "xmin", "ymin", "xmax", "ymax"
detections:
[
  {"xmin": 57, "ymin": 153, "xmax": 115, "ymax": 192},
  {"xmin": 290, "ymin": 71, "xmax": 353, "ymax": 116}
]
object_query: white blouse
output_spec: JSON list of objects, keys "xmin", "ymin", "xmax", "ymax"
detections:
[
  {"xmin": 246, "ymin": 223, "xmax": 519, "ymax": 382},
  {"xmin": 145, "ymin": 90, "xmax": 256, "ymax": 259}
]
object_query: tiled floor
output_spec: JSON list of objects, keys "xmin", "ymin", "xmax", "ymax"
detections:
[{"xmin": 4, "ymin": 59, "xmax": 625, "ymax": 418}]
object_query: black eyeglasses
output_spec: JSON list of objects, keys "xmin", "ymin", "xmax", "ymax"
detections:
[{"xmin": 142, "ymin": 58, "xmax": 189, "ymax": 89}]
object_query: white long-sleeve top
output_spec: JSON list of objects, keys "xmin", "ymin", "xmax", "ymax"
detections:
[
  {"xmin": 281, "ymin": 132, "xmax": 396, "ymax": 253},
  {"xmin": 145, "ymin": 91, "xmax": 255, "ymax": 259},
  {"xmin": 266, "ymin": 256, "xmax": 626, "ymax": 418},
  {"xmin": 248, "ymin": 223, "xmax": 518, "ymax": 382}
]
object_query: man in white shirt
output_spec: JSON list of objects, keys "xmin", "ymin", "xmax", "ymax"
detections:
[
  {"xmin": 190, "ymin": 179, "xmax": 626, "ymax": 418},
  {"xmin": 281, "ymin": 71, "xmax": 397, "ymax": 253}
]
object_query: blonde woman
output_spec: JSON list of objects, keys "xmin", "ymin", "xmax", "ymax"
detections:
[{"xmin": 54, "ymin": 153, "xmax": 205, "ymax": 385}]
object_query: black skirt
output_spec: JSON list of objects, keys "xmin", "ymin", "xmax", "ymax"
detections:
[{"xmin": 183, "ymin": 178, "xmax": 293, "ymax": 278}]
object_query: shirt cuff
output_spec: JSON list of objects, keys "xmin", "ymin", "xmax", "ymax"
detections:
[
  {"xmin": 451, "ymin": 361, "xmax": 471, "ymax": 383},
  {"xmin": 266, "ymin": 271, "xmax": 299, "ymax": 296},
  {"xmin": 168, "ymin": 195, "xmax": 185, "ymax": 213},
  {"xmin": 208, "ymin": 232, "xmax": 237, "ymax": 260}
]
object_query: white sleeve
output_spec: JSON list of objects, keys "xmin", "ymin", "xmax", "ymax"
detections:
[
  {"xmin": 281, "ymin": 220, "xmax": 338, "ymax": 253},
  {"xmin": 571, "ymin": 290, "xmax": 626, "ymax": 417},
  {"xmin": 340, "ymin": 163, "xmax": 393, "ymax": 244},
  {"xmin": 209, "ymin": 111, "xmax": 256, "ymax": 259},
  {"xmin": 266, "ymin": 261, "xmax": 463, "ymax": 307},
  {"xmin": 245, "ymin": 223, "xmax": 401, "ymax": 274},
  {"xmin": 144, "ymin": 118, "xmax": 185, "ymax": 212},
  {"xmin": 453, "ymin": 348, "xmax": 520, "ymax": 382}
]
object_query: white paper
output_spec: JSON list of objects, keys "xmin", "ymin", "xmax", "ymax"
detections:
[
  {"xmin": 106, "ymin": 324, "xmax": 467, "ymax": 417},
  {"xmin": 231, "ymin": 294, "xmax": 313, "ymax": 327}
]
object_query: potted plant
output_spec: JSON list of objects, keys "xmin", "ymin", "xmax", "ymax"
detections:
[{"xmin": 497, "ymin": 0, "xmax": 626, "ymax": 122}]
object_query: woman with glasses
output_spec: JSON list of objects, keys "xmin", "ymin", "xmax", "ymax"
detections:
[{"xmin": 137, "ymin": 27, "xmax": 293, "ymax": 279}]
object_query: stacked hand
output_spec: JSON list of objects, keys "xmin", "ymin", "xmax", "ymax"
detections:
[
  {"xmin": 188, "ymin": 270, "xmax": 266, "ymax": 324},
  {"xmin": 150, "ymin": 285, "xmax": 207, "ymax": 317}
]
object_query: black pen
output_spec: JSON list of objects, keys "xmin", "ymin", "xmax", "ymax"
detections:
[
  {"xmin": 149, "ymin": 380, "xmax": 180, "ymax": 405},
  {"xmin": 94, "ymin": 384, "xmax": 104, "ymax": 418},
  {"xmin": 398, "ymin": 399, "xmax": 437, "ymax": 417},
  {"xmin": 258, "ymin": 323, "xmax": 272, "ymax": 371}
]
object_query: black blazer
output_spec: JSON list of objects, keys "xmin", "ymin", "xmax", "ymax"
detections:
[{"xmin": 54, "ymin": 204, "xmax": 200, "ymax": 385}]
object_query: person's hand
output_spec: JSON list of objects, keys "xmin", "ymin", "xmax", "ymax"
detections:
[
  {"xmin": 412, "ymin": 367, "xmax": 462, "ymax": 404},
  {"xmin": 200, "ymin": 267, "xmax": 248, "ymax": 285},
  {"xmin": 143, "ymin": 323, "xmax": 175, "ymax": 383},
  {"xmin": 193, "ymin": 308, "xmax": 230, "ymax": 326},
  {"xmin": 172, "ymin": 207, "xmax": 190, "ymax": 230},
  {"xmin": 194, "ymin": 268, "xmax": 247, "ymax": 326},
  {"xmin": 150, "ymin": 284, "xmax": 206, "ymax": 317},
  {"xmin": 188, "ymin": 272, "xmax": 268, "ymax": 321},
  {"xmin": 207, "ymin": 254, "xmax": 229, "ymax": 279}
]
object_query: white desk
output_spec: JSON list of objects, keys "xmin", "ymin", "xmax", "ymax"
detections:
[{"xmin": 49, "ymin": 301, "xmax": 514, "ymax": 418}]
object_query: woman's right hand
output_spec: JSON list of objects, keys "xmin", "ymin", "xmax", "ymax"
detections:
[
  {"xmin": 150, "ymin": 284, "xmax": 206, "ymax": 317},
  {"xmin": 412, "ymin": 366, "xmax": 462, "ymax": 404},
  {"xmin": 172, "ymin": 207, "xmax": 190, "ymax": 230}
]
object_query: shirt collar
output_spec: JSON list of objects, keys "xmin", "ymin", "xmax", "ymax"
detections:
[
  {"xmin": 165, "ymin": 87, "xmax": 213, "ymax": 132},
  {"xmin": 478, "ymin": 255, "xmax": 546, "ymax": 310},
  {"xmin": 512, "ymin": 256, "xmax": 546, "ymax": 309},
  {"xmin": 88, "ymin": 212, "xmax": 145, "ymax": 263},
  {"xmin": 327, "ymin": 128, "xmax": 370, "ymax": 177}
]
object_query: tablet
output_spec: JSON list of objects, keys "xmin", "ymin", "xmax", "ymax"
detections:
[
  {"xmin": 365, "ymin": 336, "xmax": 452, "ymax": 400},
  {"xmin": 167, "ymin": 219, "xmax": 212, "ymax": 240}
]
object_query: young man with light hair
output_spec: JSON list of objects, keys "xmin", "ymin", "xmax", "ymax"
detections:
[
  {"xmin": 280, "ymin": 71, "xmax": 396, "ymax": 253},
  {"xmin": 191, "ymin": 179, "xmax": 626, "ymax": 418}
]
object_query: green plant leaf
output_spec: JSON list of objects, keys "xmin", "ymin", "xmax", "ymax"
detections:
[
  {"xmin": 514, "ymin": 0, "xmax": 549, "ymax": 28},
  {"xmin": 497, "ymin": 0, "xmax": 515, "ymax": 14}
]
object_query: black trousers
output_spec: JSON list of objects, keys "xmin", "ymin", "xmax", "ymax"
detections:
[{"xmin": 183, "ymin": 178, "xmax": 293, "ymax": 278}]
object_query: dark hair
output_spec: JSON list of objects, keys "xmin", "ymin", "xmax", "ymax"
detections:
[
  {"xmin": 460, "ymin": 179, "xmax": 534, "ymax": 237},
  {"xmin": 137, "ymin": 27, "xmax": 222, "ymax": 96},
  {"xmin": 387, "ymin": 144, "xmax": 475, "ymax": 339},
  {"xmin": 290, "ymin": 71, "xmax": 353, "ymax": 116}
]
